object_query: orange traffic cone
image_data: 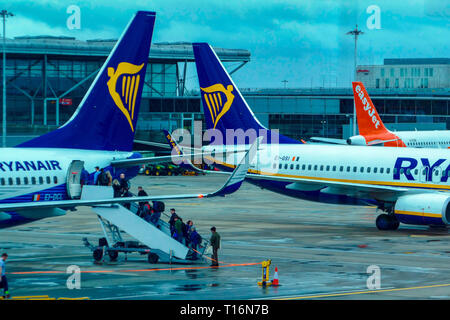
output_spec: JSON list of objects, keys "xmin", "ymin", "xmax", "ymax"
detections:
[{"xmin": 272, "ymin": 267, "xmax": 279, "ymax": 286}]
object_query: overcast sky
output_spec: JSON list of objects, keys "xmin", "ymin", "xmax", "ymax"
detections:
[{"xmin": 2, "ymin": 0, "xmax": 449, "ymax": 89}]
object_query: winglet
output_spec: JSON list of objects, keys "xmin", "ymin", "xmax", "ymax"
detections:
[{"xmin": 204, "ymin": 136, "xmax": 261, "ymax": 197}]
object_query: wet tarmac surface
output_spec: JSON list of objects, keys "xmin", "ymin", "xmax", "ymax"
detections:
[{"xmin": 1, "ymin": 175, "xmax": 449, "ymax": 300}]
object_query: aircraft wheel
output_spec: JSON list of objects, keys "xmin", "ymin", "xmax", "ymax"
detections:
[
  {"xmin": 148, "ymin": 252, "xmax": 159, "ymax": 264},
  {"xmin": 376, "ymin": 214, "xmax": 392, "ymax": 230},
  {"xmin": 93, "ymin": 248, "xmax": 103, "ymax": 262},
  {"xmin": 389, "ymin": 216, "xmax": 400, "ymax": 230},
  {"xmin": 108, "ymin": 250, "xmax": 119, "ymax": 261}
]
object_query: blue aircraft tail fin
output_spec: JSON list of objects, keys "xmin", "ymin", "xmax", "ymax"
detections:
[
  {"xmin": 193, "ymin": 43, "xmax": 300, "ymax": 145},
  {"xmin": 18, "ymin": 11, "xmax": 156, "ymax": 151}
]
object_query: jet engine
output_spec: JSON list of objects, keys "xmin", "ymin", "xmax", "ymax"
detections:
[
  {"xmin": 346, "ymin": 135, "xmax": 367, "ymax": 146},
  {"xmin": 394, "ymin": 193, "xmax": 450, "ymax": 226}
]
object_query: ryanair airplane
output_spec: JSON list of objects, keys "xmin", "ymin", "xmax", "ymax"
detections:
[
  {"xmin": 313, "ymin": 81, "xmax": 450, "ymax": 148},
  {"xmin": 190, "ymin": 43, "xmax": 450, "ymax": 231},
  {"xmin": 0, "ymin": 12, "xmax": 251, "ymax": 228}
]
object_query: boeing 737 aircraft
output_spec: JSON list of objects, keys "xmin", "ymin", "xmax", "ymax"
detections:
[
  {"xmin": 312, "ymin": 81, "xmax": 450, "ymax": 148},
  {"xmin": 189, "ymin": 43, "xmax": 450, "ymax": 231},
  {"xmin": 0, "ymin": 12, "xmax": 251, "ymax": 229}
]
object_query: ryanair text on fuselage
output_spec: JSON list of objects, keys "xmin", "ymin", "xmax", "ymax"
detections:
[{"xmin": 0, "ymin": 160, "xmax": 62, "ymax": 172}]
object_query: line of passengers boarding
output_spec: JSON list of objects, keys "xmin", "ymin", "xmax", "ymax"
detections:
[{"xmin": 169, "ymin": 208, "xmax": 202, "ymax": 255}]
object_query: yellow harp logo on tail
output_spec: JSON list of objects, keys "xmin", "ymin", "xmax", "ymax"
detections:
[
  {"xmin": 107, "ymin": 62, "xmax": 144, "ymax": 132},
  {"xmin": 201, "ymin": 84, "xmax": 235, "ymax": 129}
]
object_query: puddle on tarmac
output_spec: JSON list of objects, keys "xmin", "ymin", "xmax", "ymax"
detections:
[
  {"xmin": 174, "ymin": 283, "xmax": 220, "ymax": 292},
  {"xmin": 256, "ymin": 238, "xmax": 293, "ymax": 244}
]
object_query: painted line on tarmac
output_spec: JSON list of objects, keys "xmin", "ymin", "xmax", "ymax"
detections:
[
  {"xmin": 253, "ymin": 287, "xmax": 395, "ymax": 300},
  {"xmin": 224, "ymin": 242, "xmax": 450, "ymax": 260},
  {"xmin": 227, "ymin": 251, "xmax": 450, "ymax": 274},
  {"xmin": 8, "ymin": 254, "xmax": 91, "ymax": 262},
  {"xmin": 8, "ymin": 262, "xmax": 260, "ymax": 276},
  {"xmin": 97, "ymin": 293, "xmax": 158, "ymax": 300},
  {"xmin": 272, "ymin": 283, "xmax": 450, "ymax": 300}
]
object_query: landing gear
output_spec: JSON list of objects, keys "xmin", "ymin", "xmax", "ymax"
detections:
[
  {"xmin": 390, "ymin": 217, "xmax": 400, "ymax": 230},
  {"xmin": 376, "ymin": 214, "xmax": 400, "ymax": 231},
  {"xmin": 147, "ymin": 252, "xmax": 159, "ymax": 264}
]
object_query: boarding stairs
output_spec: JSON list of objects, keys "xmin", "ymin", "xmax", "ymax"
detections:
[{"xmin": 82, "ymin": 185, "xmax": 210, "ymax": 263}]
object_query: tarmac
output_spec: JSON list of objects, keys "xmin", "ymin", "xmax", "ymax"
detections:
[{"xmin": 0, "ymin": 174, "xmax": 449, "ymax": 300}]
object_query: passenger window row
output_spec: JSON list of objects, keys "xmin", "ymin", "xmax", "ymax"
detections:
[
  {"xmin": 409, "ymin": 141, "xmax": 450, "ymax": 147},
  {"xmin": 0, "ymin": 176, "xmax": 59, "ymax": 186},
  {"xmin": 273, "ymin": 163, "xmax": 448, "ymax": 178},
  {"xmin": 274, "ymin": 162, "xmax": 392, "ymax": 174}
]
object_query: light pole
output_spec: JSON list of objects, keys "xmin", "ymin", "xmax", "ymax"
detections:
[
  {"xmin": 1, "ymin": 10, "xmax": 13, "ymax": 148},
  {"xmin": 281, "ymin": 80, "xmax": 288, "ymax": 89},
  {"xmin": 346, "ymin": 24, "xmax": 363, "ymax": 136}
]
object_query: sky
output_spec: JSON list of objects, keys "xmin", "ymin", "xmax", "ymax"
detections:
[{"xmin": 1, "ymin": 0, "xmax": 449, "ymax": 90}]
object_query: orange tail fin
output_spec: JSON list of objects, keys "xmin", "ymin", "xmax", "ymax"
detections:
[{"xmin": 352, "ymin": 82, "xmax": 389, "ymax": 136}]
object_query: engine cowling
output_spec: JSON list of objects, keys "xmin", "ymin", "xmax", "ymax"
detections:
[
  {"xmin": 346, "ymin": 135, "xmax": 367, "ymax": 146},
  {"xmin": 394, "ymin": 193, "xmax": 450, "ymax": 226}
]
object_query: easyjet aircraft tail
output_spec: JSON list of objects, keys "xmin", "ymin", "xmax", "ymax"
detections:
[
  {"xmin": 352, "ymin": 81, "xmax": 389, "ymax": 136},
  {"xmin": 351, "ymin": 81, "xmax": 405, "ymax": 146},
  {"xmin": 193, "ymin": 43, "xmax": 300, "ymax": 145},
  {"xmin": 18, "ymin": 11, "xmax": 156, "ymax": 152}
]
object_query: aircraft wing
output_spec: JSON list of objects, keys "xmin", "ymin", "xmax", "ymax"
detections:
[
  {"xmin": 366, "ymin": 138, "xmax": 401, "ymax": 146},
  {"xmin": 134, "ymin": 140, "xmax": 170, "ymax": 149},
  {"xmin": 309, "ymin": 137, "xmax": 348, "ymax": 145},
  {"xmin": 245, "ymin": 173, "xmax": 415, "ymax": 201},
  {"xmin": 0, "ymin": 138, "xmax": 260, "ymax": 212},
  {"xmin": 187, "ymin": 165, "xmax": 413, "ymax": 201}
]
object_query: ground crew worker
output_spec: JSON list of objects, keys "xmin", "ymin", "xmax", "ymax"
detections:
[
  {"xmin": 210, "ymin": 227, "xmax": 220, "ymax": 267},
  {"xmin": 0, "ymin": 253, "xmax": 9, "ymax": 299}
]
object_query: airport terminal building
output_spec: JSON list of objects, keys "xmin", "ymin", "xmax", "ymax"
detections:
[
  {"xmin": 1, "ymin": 36, "xmax": 449, "ymax": 146},
  {"xmin": 0, "ymin": 36, "xmax": 249, "ymax": 145}
]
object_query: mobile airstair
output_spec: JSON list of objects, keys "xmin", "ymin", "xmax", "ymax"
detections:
[
  {"xmin": 82, "ymin": 186, "xmax": 210, "ymax": 264},
  {"xmin": 81, "ymin": 137, "xmax": 261, "ymax": 264}
]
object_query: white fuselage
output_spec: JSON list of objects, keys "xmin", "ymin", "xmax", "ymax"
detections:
[
  {"xmin": 205, "ymin": 144, "xmax": 450, "ymax": 194},
  {"xmin": 394, "ymin": 130, "xmax": 450, "ymax": 148},
  {"xmin": 0, "ymin": 148, "xmax": 133, "ymax": 202}
]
